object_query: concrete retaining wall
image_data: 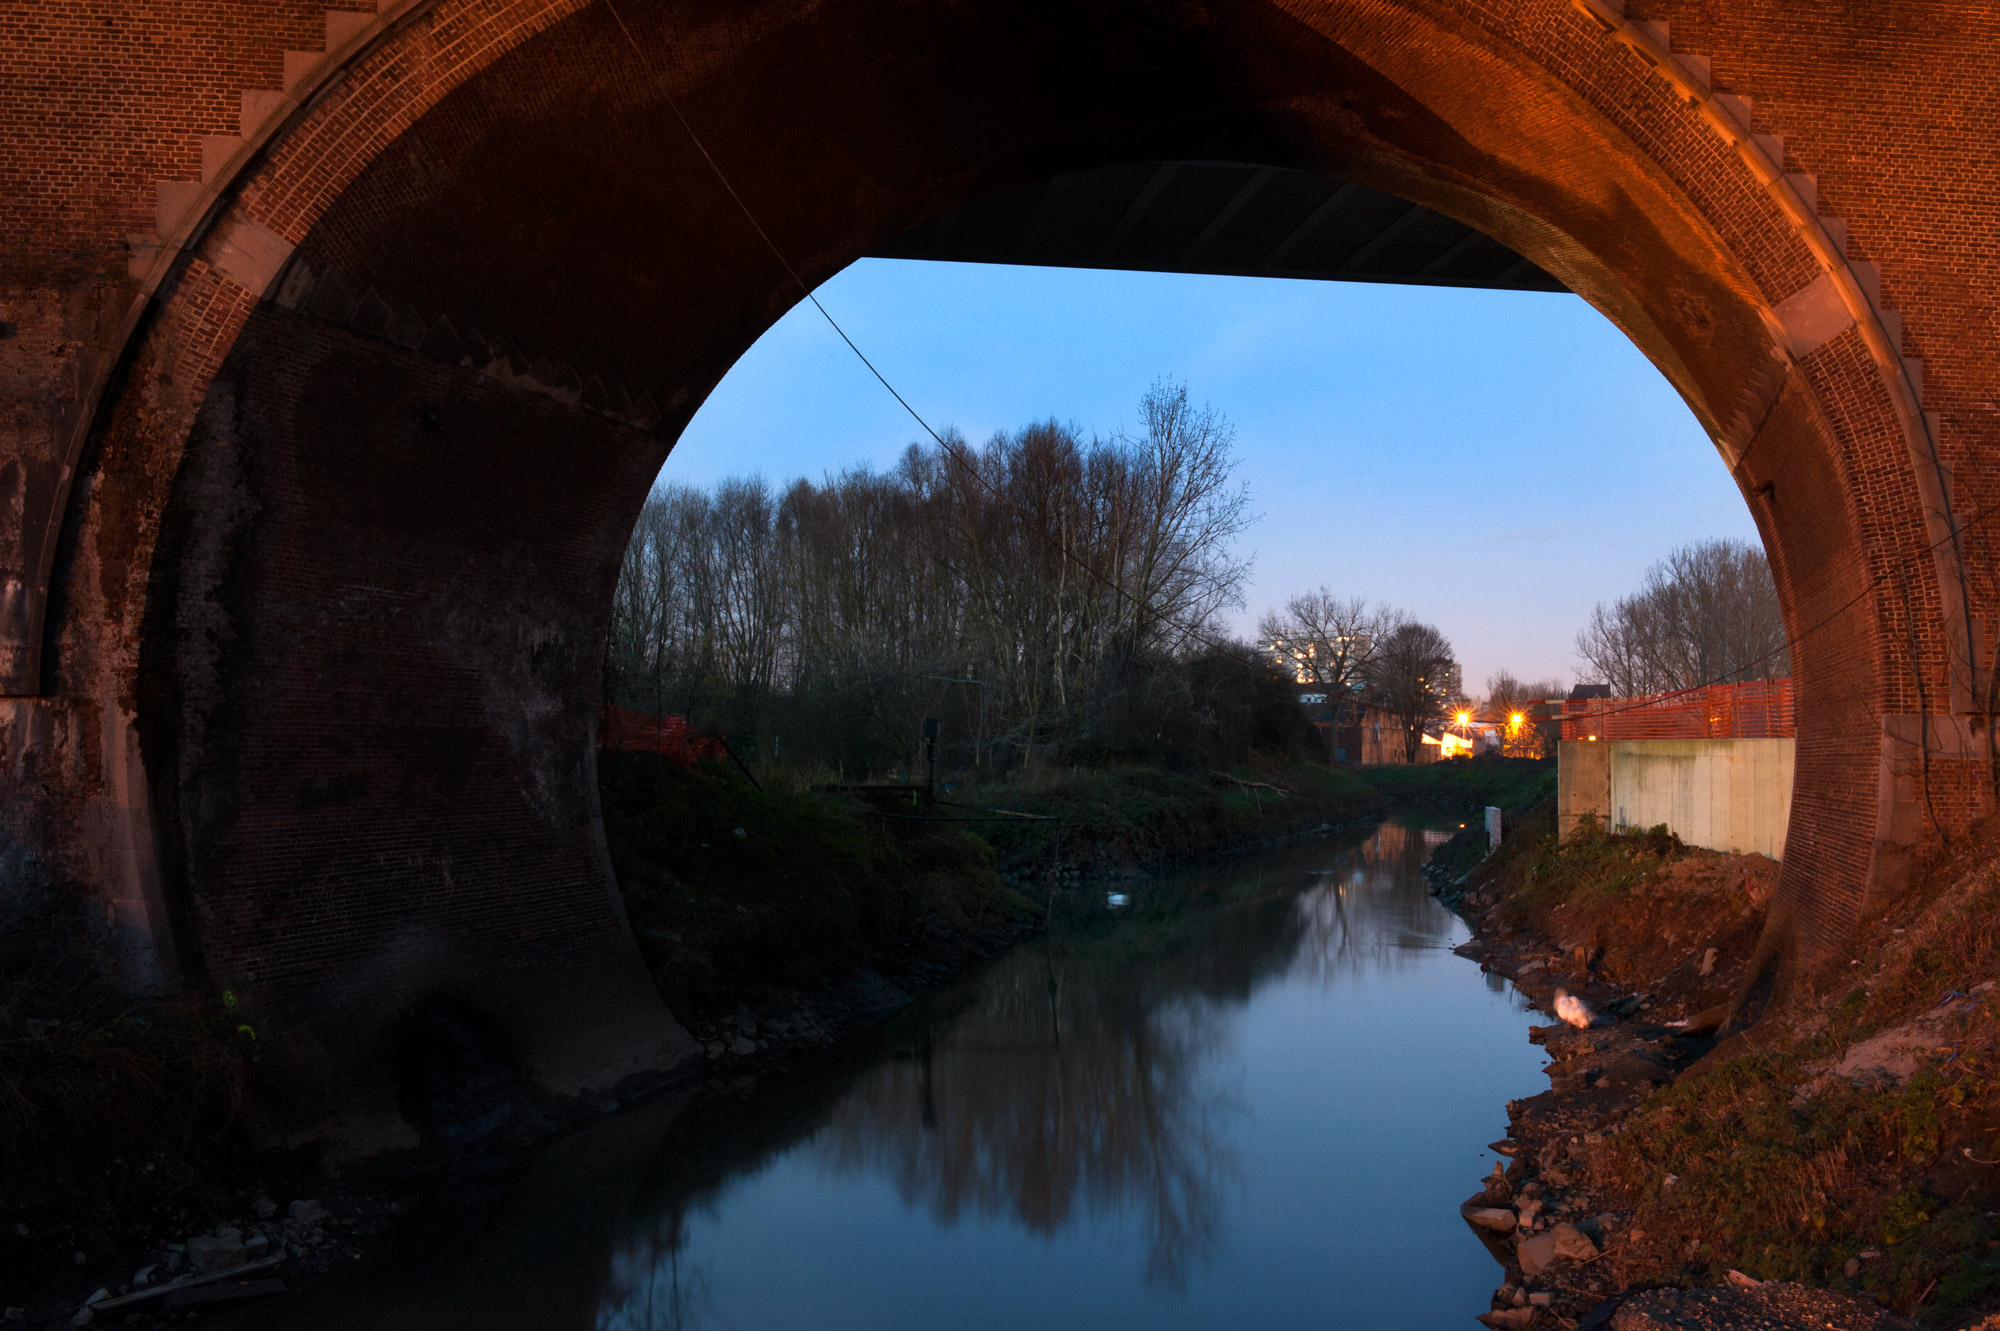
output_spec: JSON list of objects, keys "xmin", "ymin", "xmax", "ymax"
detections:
[{"xmin": 1558, "ymin": 739, "xmax": 1794, "ymax": 860}]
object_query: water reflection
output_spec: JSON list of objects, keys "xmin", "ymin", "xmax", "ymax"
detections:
[
  {"xmin": 249, "ymin": 815, "xmax": 1542, "ymax": 1331},
  {"xmin": 592, "ymin": 815, "xmax": 1528, "ymax": 1330},
  {"xmin": 812, "ymin": 947, "xmax": 1242, "ymax": 1289}
]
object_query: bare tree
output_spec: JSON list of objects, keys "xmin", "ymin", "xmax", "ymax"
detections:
[
  {"xmin": 1574, "ymin": 538, "xmax": 1789, "ymax": 695},
  {"xmin": 1107, "ymin": 380, "xmax": 1256, "ymax": 656},
  {"xmin": 605, "ymin": 382, "xmax": 1257, "ymax": 776},
  {"xmin": 1365, "ymin": 617, "xmax": 1457, "ymax": 764},
  {"xmin": 1257, "ymin": 590, "xmax": 1379, "ymax": 725},
  {"xmin": 1483, "ymin": 669, "xmax": 1565, "ymax": 758}
]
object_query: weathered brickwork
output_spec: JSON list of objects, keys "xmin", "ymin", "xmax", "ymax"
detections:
[
  {"xmin": 3, "ymin": 0, "xmax": 1997, "ymax": 1123},
  {"xmin": 145, "ymin": 306, "xmax": 672, "ymax": 1070},
  {"xmin": 0, "ymin": 0, "xmax": 376, "ymax": 280}
]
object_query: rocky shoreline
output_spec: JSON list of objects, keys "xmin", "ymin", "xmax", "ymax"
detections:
[{"xmin": 1437, "ymin": 844, "xmax": 1928, "ymax": 1331}]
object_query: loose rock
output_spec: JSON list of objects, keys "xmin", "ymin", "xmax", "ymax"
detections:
[
  {"xmin": 1517, "ymin": 1231, "xmax": 1560, "ymax": 1276},
  {"xmin": 187, "ymin": 1230, "xmax": 246, "ymax": 1274},
  {"xmin": 1549, "ymin": 1222, "xmax": 1598, "ymax": 1263},
  {"xmin": 1605, "ymin": 1281, "xmax": 1917, "ymax": 1330}
]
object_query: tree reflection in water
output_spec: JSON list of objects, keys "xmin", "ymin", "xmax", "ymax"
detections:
[
  {"xmin": 599, "ymin": 1211, "xmax": 716, "ymax": 1331},
  {"xmin": 811, "ymin": 937, "xmax": 1244, "ymax": 1289},
  {"xmin": 1289, "ymin": 820, "xmax": 1461, "ymax": 987},
  {"xmin": 596, "ymin": 816, "xmax": 1469, "ymax": 1328}
]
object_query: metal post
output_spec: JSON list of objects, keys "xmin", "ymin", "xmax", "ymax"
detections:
[{"xmin": 923, "ymin": 717, "xmax": 939, "ymax": 800}]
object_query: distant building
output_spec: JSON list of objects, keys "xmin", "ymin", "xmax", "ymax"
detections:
[
  {"xmin": 1298, "ymin": 697, "xmax": 1438, "ymax": 765},
  {"xmin": 1263, "ymin": 633, "xmax": 1372, "ymax": 685},
  {"xmin": 1270, "ymin": 636, "xmax": 1462, "ymax": 765}
]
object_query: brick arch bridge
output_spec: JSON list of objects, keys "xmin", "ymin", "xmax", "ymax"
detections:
[{"xmin": 5, "ymin": 0, "xmax": 1997, "ymax": 1127}]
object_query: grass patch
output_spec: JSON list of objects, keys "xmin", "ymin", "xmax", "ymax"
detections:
[
  {"xmin": 1493, "ymin": 814, "xmax": 1687, "ymax": 922},
  {"xmin": 1356, "ymin": 756, "xmax": 1554, "ymax": 811},
  {"xmin": 1602, "ymin": 1047, "xmax": 2000, "ymax": 1318},
  {"xmin": 958, "ymin": 762, "xmax": 1379, "ymax": 878}
]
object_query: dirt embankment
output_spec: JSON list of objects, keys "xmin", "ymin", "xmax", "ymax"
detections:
[{"xmin": 1445, "ymin": 810, "xmax": 2000, "ymax": 1330}]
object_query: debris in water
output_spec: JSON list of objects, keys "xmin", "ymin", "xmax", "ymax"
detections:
[{"xmin": 1105, "ymin": 892, "xmax": 1129, "ymax": 908}]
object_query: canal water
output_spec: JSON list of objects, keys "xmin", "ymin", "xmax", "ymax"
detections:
[{"xmin": 251, "ymin": 814, "xmax": 1547, "ymax": 1331}]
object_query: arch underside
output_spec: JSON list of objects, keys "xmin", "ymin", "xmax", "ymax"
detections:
[{"xmin": 24, "ymin": 0, "xmax": 1983, "ymax": 1117}]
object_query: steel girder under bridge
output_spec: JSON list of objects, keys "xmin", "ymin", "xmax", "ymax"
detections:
[{"xmin": 871, "ymin": 162, "xmax": 1566, "ymax": 292}]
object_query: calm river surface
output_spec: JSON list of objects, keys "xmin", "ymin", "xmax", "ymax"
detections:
[{"xmin": 253, "ymin": 813, "xmax": 1547, "ymax": 1331}]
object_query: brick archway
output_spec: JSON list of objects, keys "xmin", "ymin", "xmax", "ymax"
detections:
[{"xmin": 8, "ymin": 0, "xmax": 1995, "ymax": 1115}]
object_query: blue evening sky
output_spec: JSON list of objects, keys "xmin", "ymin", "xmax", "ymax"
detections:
[{"xmin": 660, "ymin": 259, "xmax": 1759, "ymax": 692}]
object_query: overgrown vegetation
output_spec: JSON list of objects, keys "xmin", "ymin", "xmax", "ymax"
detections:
[
  {"xmin": 598, "ymin": 750, "xmax": 1035, "ymax": 1020},
  {"xmin": 1356, "ymin": 754, "xmax": 1554, "ymax": 811},
  {"xmin": 1603, "ymin": 1049, "xmax": 2000, "ymax": 1318},
  {"xmin": 1490, "ymin": 812, "xmax": 1686, "ymax": 923},
  {"xmin": 0, "ymin": 880, "xmax": 299, "ymax": 1244},
  {"xmin": 960, "ymin": 761, "xmax": 1378, "ymax": 878}
]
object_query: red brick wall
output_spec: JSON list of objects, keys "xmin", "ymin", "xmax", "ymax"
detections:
[
  {"xmin": 4, "ymin": 0, "xmax": 1998, "ymax": 1106},
  {"xmin": 0, "ymin": 0, "xmax": 374, "ymax": 283}
]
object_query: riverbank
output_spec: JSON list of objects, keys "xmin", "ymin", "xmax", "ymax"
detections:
[
  {"xmin": 960, "ymin": 759, "xmax": 1382, "ymax": 880},
  {"xmin": 1357, "ymin": 754, "xmax": 1555, "ymax": 814},
  {"xmin": 1441, "ymin": 808, "xmax": 2000, "ymax": 1329},
  {"xmin": 171, "ymin": 812, "xmax": 1533, "ymax": 1329},
  {"xmin": 602, "ymin": 752, "xmax": 1384, "ymax": 1070},
  {"xmin": 598, "ymin": 749, "xmax": 1041, "ymax": 1072},
  {"xmin": 0, "ymin": 753, "xmax": 1380, "ymax": 1322}
]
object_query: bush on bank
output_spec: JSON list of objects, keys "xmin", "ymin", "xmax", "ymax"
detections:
[
  {"xmin": 597, "ymin": 750, "xmax": 1034, "ymax": 1021},
  {"xmin": 959, "ymin": 761, "xmax": 1380, "ymax": 879},
  {"xmin": 0, "ymin": 881, "xmax": 305, "ymax": 1246},
  {"xmin": 1357, "ymin": 754, "xmax": 1554, "ymax": 811}
]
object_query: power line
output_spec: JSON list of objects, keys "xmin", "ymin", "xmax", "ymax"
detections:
[
  {"xmin": 595, "ymin": 0, "xmax": 1258, "ymax": 669},
  {"xmin": 597, "ymin": 0, "xmax": 1996, "ymax": 729}
]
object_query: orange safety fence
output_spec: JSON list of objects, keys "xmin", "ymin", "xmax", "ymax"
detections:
[
  {"xmin": 599, "ymin": 706, "xmax": 727, "ymax": 767},
  {"xmin": 1558, "ymin": 678, "xmax": 1794, "ymax": 742}
]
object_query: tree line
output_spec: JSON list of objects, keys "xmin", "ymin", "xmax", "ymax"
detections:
[
  {"xmin": 605, "ymin": 382, "xmax": 1312, "ymax": 777},
  {"xmin": 1254, "ymin": 591, "xmax": 1461, "ymax": 764},
  {"xmin": 1574, "ymin": 537, "xmax": 1788, "ymax": 695},
  {"xmin": 609, "ymin": 375, "xmax": 1793, "ymax": 776}
]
